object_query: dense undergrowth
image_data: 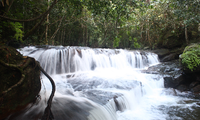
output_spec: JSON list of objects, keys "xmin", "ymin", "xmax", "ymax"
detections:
[{"xmin": 180, "ymin": 43, "xmax": 200, "ymax": 72}]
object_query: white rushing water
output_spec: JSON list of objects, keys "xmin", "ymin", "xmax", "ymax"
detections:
[{"xmin": 17, "ymin": 46, "xmax": 200, "ymax": 120}]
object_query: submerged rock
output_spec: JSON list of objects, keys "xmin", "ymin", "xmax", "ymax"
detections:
[{"xmin": 143, "ymin": 59, "xmax": 182, "ymax": 76}]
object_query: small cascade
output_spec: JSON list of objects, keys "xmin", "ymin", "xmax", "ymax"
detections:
[
  {"xmin": 19, "ymin": 46, "xmax": 159, "ymax": 74},
  {"xmin": 12, "ymin": 46, "xmax": 200, "ymax": 120}
]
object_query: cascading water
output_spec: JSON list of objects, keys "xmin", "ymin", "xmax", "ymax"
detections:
[{"xmin": 9, "ymin": 46, "xmax": 200, "ymax": 120}]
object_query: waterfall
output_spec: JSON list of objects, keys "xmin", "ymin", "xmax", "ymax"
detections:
[
  {"xmin": 19, "ymin": 46, "xmax": 159, "ymax": 74},
  {"xmin": 13, "ymin": 46, "xmax": 200, "ymax": 120}
]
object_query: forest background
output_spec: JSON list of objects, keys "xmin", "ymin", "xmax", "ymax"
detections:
[{"xmin": 0, "ymin": 0, "xmax": 200, "ymax": 49}]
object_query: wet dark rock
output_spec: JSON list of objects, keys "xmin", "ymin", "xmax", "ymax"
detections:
[
  {"xmin": 143, "ymin": 60, "xmax": 182, "ymax": 76},
  {"xmin": 153, "ymin": 49, "xmax": 170, "ymax": 59},
  {"xmin": 191, "ymin": 85, "xmax": 200, "ymax": 93},
  {"xmin": 144, "ymin": 59, "xmax": 200, "ymax": 98},
  {"xmin": 76, "ymin": 49, "xmax": 82, "ymax": 58},
  {"xmin": 176, "ymin": 85, "xmax": 189, "ymax": 92},
  {"xmin": 152, "ymin": 47, "xmax": 183, "ymax": 62},
  {"xmin": 197, "ymin": 102, "xmax": 200, "ymax": 106},
  {"xmin": 160, "ymin": 53, "xmax": 179, "ymax": 62},
  {"xmin": 197, "ymin": 75, "xmax": 200, "ymax": 82},
  {"xmin": 67, "ymin": 77, "xmax": 140, "ymax": 105},
  {"xmin": 66, "ymin": 74, "xmax": 75, "ymax": 78},
  {"xmin": 113, "ymin": 96, "xmax": 126, "ymax": 112},
  {"xmin": 84, "ymin": 90, "xmax": 122, "ymax": 105},
  {"xmin": 164, "ymin": 77, "xmax": 176, "ymax": 88},
  {"xmin": 114, "ymin": 96, "xmax": 120, "ymax": 111},
  {"xmin": 164, "ymin": 75, "xmax": 185, "ymax": 89},
  {"xmin": 189, "ymin": 82, "xmax": 199, "ymax": 89}
]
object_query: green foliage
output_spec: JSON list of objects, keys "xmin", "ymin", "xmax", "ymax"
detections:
[
  {"xmin": 133, "ymin": 38, "xmax": 141, "ymax": 49},
  {"xmin": 180, "ymin": 44, "xmax": 200, "ymax": 71},
  {"xmin": 10, "ymin": 22, "xmax": 24, "ymax": 43},
  {"xmin": 1, "ymin": 0, "xmax": 200, "ymax": 48},
  {"xmin": 113, "ymin": 36, "xmax": 121, "ymax": 48}
]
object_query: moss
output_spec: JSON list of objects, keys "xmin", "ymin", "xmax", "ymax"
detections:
[{"xmin": 180, "ymin": 43, "xmax": 200, "ymax": 72}]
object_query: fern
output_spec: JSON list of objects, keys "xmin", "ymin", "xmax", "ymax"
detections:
[{"xmin": 10, "ymin": 22, "xmax": 24, "ymax": 43}]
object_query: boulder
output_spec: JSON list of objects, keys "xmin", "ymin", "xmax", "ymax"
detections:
[
  {"xmin": 152, "ymin": 47, "xmax": 184, "ymax": 62},
  {"xmin": 0, "ymin": 45, "xmax": 41, "ymax": 119},
  {"xmin": 152, "ymin": 49, "xmax": 170, "ymax": 59},
  {"xmin": 176, "ymin": 85, "xmax": 189, "ymax": 92},
  {"xmin": 160, "ymin": 53, "xmax": 178, "ymax": 62},
  {"xmin": 191, "ymin": 85, "xmax": 200, "ymax": 93},
  {"xmin": 189, "ymin": 82, "xmax": 199, "ymax": 89},
  {"xmin": 164, "ymin": 77, "xmax": 175, "ymax": 88},
  {"xmin": 164, "ymin": 74, "xmax": 185, "ymax": 88}
]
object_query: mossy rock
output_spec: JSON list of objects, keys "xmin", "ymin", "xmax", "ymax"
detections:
[
  {"xmin": 0, "ymin": 44, "xmax": 41, "ymax": 119},
  {"xmin": 179, "ymin": 43, "xmax": 200, "ymax": 73}
]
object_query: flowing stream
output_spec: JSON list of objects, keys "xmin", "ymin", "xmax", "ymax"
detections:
[{"xmin": 9, "ymin": 46, "xmax": 200, "ymax": 120}]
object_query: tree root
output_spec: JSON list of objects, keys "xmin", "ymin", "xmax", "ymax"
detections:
[
  {"xmin": 0, "ymin": 57, "xmax": 32, "ymax": 96},
  {"xmin": 1, "ymin": 74, "xmax": 25, "ymax": 95},
  {"xmin": 37, "ymin": 60, "xmax": 56, "ymax": 120},
  {"xmin": 0, "ymin": 59, "xmax": 25, "ymax": 96}
]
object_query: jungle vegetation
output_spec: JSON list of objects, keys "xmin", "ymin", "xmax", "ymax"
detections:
[{"xmin": 0, "ymin": 0, "xmax": 200, "ymax": 49}]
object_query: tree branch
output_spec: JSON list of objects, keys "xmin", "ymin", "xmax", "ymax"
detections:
[
  {"xmin": 49, "ymin": 15, "xmax": 65, "ymax": 41},
  {"xmin": 0, "ymin": 0, "xmax": 58, "ymax": 22},
  {"xmin": 3, "ymin": 0, "xmax": 15, "ymax": 16},
  {"xmin": 23, "ymin": 16, "xmax": 47, "ymax": 40}
]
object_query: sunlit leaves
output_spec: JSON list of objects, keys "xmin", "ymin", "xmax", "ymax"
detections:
[{"xmin": 10, "ymin": 22, "xmax": 24, "ymax": 42}]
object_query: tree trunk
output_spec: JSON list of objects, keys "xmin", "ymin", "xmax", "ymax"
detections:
[
  {"xmin": 185, "ymin": 5, "xmax": 189, "ymax": 45},
  {"xmin": 45, "ymin": 0, "xmax": 50, "ymax": 45},
  {"xmin": 85, "ymin": 26, "xmax": 87, "ymax": 46},
  {"xmin": 49, "ymin": 16, "xmax": 65, "ymax": 43},
  {"xmin": 185, "ymin": 24, "xmax": 189, "ymax": 45}
]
